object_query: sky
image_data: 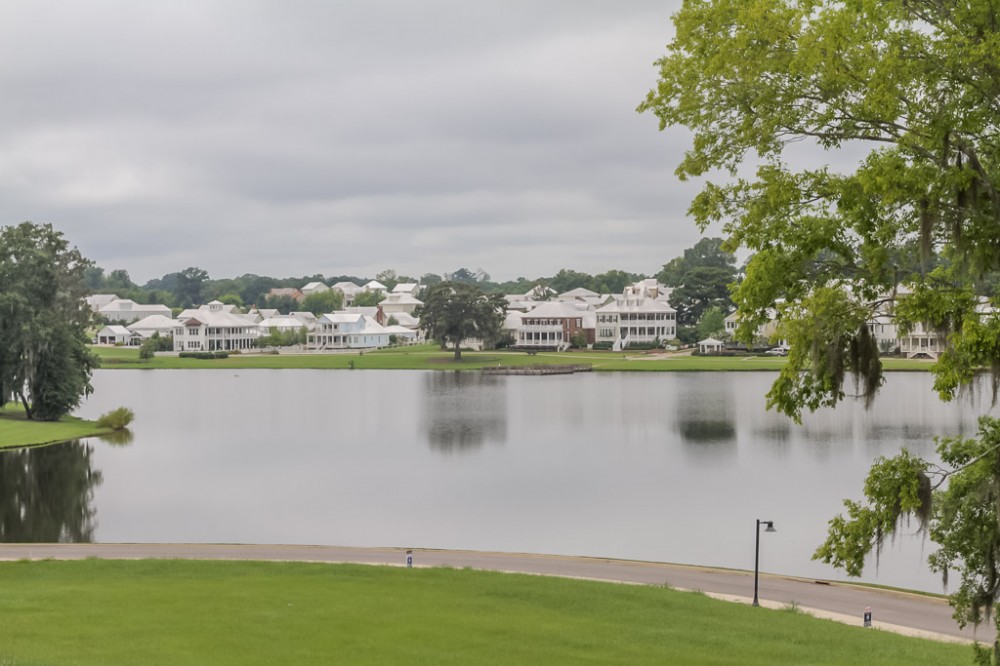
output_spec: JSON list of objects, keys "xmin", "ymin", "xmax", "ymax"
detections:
[{"xmin": 0, "ymin": 1, "xmax": 705, "ymax": 284}]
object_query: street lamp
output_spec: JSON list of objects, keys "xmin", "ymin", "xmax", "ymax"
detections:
[{"xmin": 753, "ymin": 519, "xmax": 776, "ymax": 607}]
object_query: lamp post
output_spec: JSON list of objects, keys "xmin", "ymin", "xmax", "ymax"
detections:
[{"xmin": 753, "ymin": 519, "xmax": 776, "ymax": 607}]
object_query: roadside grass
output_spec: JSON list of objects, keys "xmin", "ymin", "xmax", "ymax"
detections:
[
  {"xmin": 0, "ymin": 560, "xmax": 968, "ymax": 666},
  {"xmin": 92, "ymin": 345, "xmax": 934, "ymax": 372},
  {"xmin": 0, "ymin": 405, "xmax": 110, "ymax": 450}
]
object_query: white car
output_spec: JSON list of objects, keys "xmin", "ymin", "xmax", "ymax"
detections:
[{"xmin": 765, "ymin": 347, "xmax": 788, "ymax": 356}]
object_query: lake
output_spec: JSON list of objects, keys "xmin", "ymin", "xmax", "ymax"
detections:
[{"xmin": 5, "ymin": 368, "xmax": 995, "ymax": 593}]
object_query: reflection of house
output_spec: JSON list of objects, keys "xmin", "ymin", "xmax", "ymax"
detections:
[
  {"xmin": 308, "ymin": 313, "xmax": 389, "ymax": 349},
  {"xmin": 515, "ymin": 301, "xmax": 595, "ymax": 350},
  {"xmin": 173, "ymin": 301, "xmax": 259, "ymax": 351},
  {"xmin": 595, "ymin": 297, "xmax": 676, "ymax": 350}
]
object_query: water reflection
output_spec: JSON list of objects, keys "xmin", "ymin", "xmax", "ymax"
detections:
[
  {"xmin": 421, "ymin": 372, "xmax": 507, "ymax": 452},
  {"xmin": 0, "ymin": 440, "xmax": 101, "ymax": 542},
  {"xmin": 675, "ymin": 376, "xmax": 736, "ymax": 445}
]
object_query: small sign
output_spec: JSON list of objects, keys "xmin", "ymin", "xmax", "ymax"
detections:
[
  {"xmin": 863, "ymin": 607, "xmax": 872, "ymax": 628},
  {"xmin": 406, "ymin": 550, "xmax": 413, "ymax": 568}
]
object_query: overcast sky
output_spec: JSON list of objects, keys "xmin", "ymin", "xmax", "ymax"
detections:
[{"xmin": 0, "ymin": 1, "xmax": 705, "ymax": 284}]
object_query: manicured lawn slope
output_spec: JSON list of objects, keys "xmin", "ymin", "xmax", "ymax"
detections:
[
  {"xmin": 0, "ymin": 560, "xmax": 968, "ymax": 665},
  {"xmin": 93, "ymin": 344, "xmax": 934, "ymax": 372},
  {"xmin": 0, "ymin": 405, "xmax": 109, "ymax": 449}
]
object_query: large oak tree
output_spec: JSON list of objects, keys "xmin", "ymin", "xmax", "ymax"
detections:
[
  {"xmin": 641, "ymin": 0, "xmax": 1000, "ymax": 655},
  {"xmin": 0, "ymin": 223, "xmax": 99, "ymax": 421},
  {"xmin": 416, "ymin": 282, "xmax": 507, "ymax": 361}
]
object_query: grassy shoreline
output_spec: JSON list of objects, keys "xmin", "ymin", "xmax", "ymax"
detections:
[
  {"xmin": 93, "ymin": 344, "xmax": 936, "ymax": 372},
  {"xmin": 0, "ymin": 559, "xmax": 969, "ymax": 665},
  {"xmin": 0, "ymin": 405, "xmax": 113, "ymax": 450}
]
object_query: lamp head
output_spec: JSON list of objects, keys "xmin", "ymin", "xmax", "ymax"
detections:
[{"xmin": 764, "ymin": 521, "xmax": 776, "ymax": 533}]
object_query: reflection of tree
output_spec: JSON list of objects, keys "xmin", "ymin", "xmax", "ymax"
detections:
[
  {"xmin": 0, "ymin": 440, "xmax": 101, "ymax": 542},
  {"xmin": 675, "ymin": 376, "xmax": 736, "ymax": 445},
  {"xmin": 422, "ymin": 373, "xmax": 507, "ymax": 452}
]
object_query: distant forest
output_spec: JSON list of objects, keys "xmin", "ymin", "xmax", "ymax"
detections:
[{"xmin": 84, "ymin": 265, "xmax": 650, "ymax": 310}]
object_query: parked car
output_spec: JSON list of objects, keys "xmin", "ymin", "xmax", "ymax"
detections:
[{"xmin": 765, "ymin": 347, "xmax": 788, "ymax": 356}]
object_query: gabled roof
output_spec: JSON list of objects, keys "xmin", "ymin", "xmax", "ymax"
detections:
[
  {"xmin": 558, "ymin": 287, "xmax": 599, "ymax": 299},
  {"xmin": 98, "ymin": 325, "xmax": 132, "ymax": 336},
  {"xmin": 522, "ymin": 301, "xmax": 590, "ymax": 319},
  {"xmin": 596, "ymin": 296, "xmax": 675, "ymax": 314},
  {"xmin": 302, "ymin": 281, "xmax": 328, "ymax": 291},
  {"xmin": 332, "ymin": 281, "xmax": 361, "ymax": 293},
  {"xmin": 364, "ymin": 280, "xmax": 388, "ymax": 291},
  {"xmin": 392, "ymin": 283, "xmax": 419, "ymax": 294},
  {"xmin": 128, "ymin": 315, "xmax": 177, "ymax": 331}
]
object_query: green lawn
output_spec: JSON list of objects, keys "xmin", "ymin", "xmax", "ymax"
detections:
[
  {"xmin": 93, "ymin": 344, "xmax": 936, "ymax": 372},
  {"xmin": 0, "ymin": 560, "xmax": 969, "ymax": 665},
  {"xmin": 0, "ymin": 405, "xmax": 111, "ymax": 450}
]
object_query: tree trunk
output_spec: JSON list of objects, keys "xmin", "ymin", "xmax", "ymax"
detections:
[
  {"xmin": 453, "ymin": 339, "xmax": 462, "ymax": 361},
  {"xmin": 17, "ymin": 390, "xmax": 33, "ymax": 420}
]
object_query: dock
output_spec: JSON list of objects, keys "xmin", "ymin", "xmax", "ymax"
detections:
[{"xmin": 481, "ymin": 364, "xmax": 592, "ymax": 376}]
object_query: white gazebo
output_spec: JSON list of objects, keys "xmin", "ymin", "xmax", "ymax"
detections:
[{"xmin": 698, "ymin": 337, "xmax": 724, "ymax": 355}]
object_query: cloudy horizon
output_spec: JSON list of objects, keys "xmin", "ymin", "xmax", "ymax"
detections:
[{"xmin": 0, "ymin": 1, "xmax": 710, "ymax": 284}]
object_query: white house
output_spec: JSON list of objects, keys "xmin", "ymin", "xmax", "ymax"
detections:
[
  {"xmin": 85, "ymin": 294, "xmax": 120, "ymax": 311},
  {"xmin": 380, "ymin": 292, "xmax": 423, "ymax": 316},
  {"xmin": 595, "ymin": 297, "xmax": 677, "ymax": 350},
  {"xmin": 331, "ymin": 282, "xmax": 363, "ymax": 306},
  {"xmin": 173, "ymin": 301, "xmax": 260, "ymax": 352},
  {"xmin": 96, "ymin": 325, "xmax": 137, "ymax": 345},
  {"xmin": 301, "ymin": 281, "xmax": 329, "ymax": 297},
  {"xmin": 308, "ymin": 313, "xmax": 390, "ymax": 349},
  {"xmin": 363, "ymin": 280, "xmax": 388, "ymax": 294},
  {"xmin": 515, "ymin": 301, "xmax": 596, "ymax": 350},
  {"xmin": 258, "ymin": 315, "xmax": 312, "ymax": 336},
  {"xmin": 99, "ymin": 299, "xmax": 172, "ymax": 324},
  {"xmin": 127, "ymin": 314, "xmax": 177, "ymax": 340}
]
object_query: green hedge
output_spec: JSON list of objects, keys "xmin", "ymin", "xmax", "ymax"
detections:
[{"xmin": 178, "ymin": 351, "xmax": 230, "ymax": 359}]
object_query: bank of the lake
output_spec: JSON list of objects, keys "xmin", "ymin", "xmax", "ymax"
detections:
[
  {"xmin": 93, "ymin": 344, "xmax": 935, "ymax": 372},
  {"xmin": 0, "ymin": 405, "xmax": 112, "ymax": 449},
  {"xmin": 0, "ymin": 559, "xmax": 968, "ymax": 666}
]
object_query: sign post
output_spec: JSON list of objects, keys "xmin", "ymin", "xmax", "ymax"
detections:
[{"xmin": 863, "ymin": 607, "xmax": 872, "ymax": 628}]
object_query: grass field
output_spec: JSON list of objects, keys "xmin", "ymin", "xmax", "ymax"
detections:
[
  {"xmin": 0, "ymin": 405, "xmax": 111, "ymax": 450},
  {"xmin": 0, "ymin": 560, "xmax": 969, "ymax": 665},
  {"xmin": 93, "ymin": 344, "xmax": 936, "ymax": 372}
]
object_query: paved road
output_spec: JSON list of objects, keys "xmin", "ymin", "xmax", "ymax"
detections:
[{"xmin": 1, "ymin": 543, "xmax": 992, "ymax": 645}]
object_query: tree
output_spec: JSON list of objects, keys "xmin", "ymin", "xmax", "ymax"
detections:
[
  {"xmin": 0, "ymin": 223, "xmax": 100, "ymax": 420},
  {"xmin": 174, "ymin": 267, "xmax": 209, "ymax": 308},
  {"xmin": 641, "ymin": 0, "xmax": 1000, "ymax": 654},
  {"xmin": 657, "ymin": 238, "xmax": 736, "ymax": 327},
  {"xmin": 695, "ymin": 306, "xmax": 726, "ymax": 342},
  {"xmin": 301, "ymin": 289, "xmax": 343, "ymax": 315},
  {"xmin": 352, "ymin": 290, "xmax": 385, "ymax": 307},
  {"xmin": 415, "ymin": 282, "xmax": 507, "ymax": 360}
]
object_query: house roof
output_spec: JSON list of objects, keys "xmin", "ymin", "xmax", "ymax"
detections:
[
  {"xmin": 558, "ymin": 287, "xmax": 599, "ymax": 299},
  {"xmin": 382, "ymin": 293, "xmax": 423, "ymax": 305},
  {"xmin": 364, "ymin": 280, "xmax": 388, "ymax": 291},
  {"xmin": 98, "ymin": 325, "xmax": 133, "ymax": 336},
  {"xmin": 596, "ymin": 297, "xmax": 675, "ymax": 314},
  {"xmin": 391, "ymin": 283, "xmax": 419, "ymax": 293},
  {"xmin": 521, "ymin": 301, "xmax": 589, "ymax": 319},
  {"xmin": 331, "ymin": 281, "xmax": 361, "ymax": 293},
  {"xmin": 302, "ymin": 281, "xmax": 328, "ymax": 291},
  {"xmin": 128, "ymin": 315, "xmax": 177, "ymax": 331},
  {"xmin": 699, "ymin": 337, "xmax": 724, "ymax": 345}
]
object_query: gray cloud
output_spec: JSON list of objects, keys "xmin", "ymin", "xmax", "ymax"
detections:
[{"xmin": 0, "ymin": 0, "xmax": 703, "ymax": 283}]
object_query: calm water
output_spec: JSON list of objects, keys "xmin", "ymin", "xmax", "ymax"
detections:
[{"xmin": 5, "ymin": 369, "xmax": 996, "ymax": 593}]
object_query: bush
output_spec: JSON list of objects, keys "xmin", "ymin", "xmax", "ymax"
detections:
[
  {"xmin": 96, "ymin": 406, "xmax": 135, "ymax": 431},
  {"xmin": 592, "ymin": 341, "xmax": 613, "ymax": 350}
]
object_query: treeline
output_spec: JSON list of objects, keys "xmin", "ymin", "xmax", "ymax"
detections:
[{"xmin": 84, "ymin": 265, "xmax": 652, "ymax": 309}]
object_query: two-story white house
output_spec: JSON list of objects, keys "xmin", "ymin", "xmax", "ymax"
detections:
[
  {"xmin": 308, "ymin": 313, "xmax": 390, "ymax": 349},
  {"xmin": 515, "ymin": 301, "xmax": 595, "ymax": 350},
  {"xmin": 595, "ymin": 297, "xmax": 677, "ymax": 350},
  {"xmin": 173, "ymin": 301, "xmax": 260, "ymax": 352}
]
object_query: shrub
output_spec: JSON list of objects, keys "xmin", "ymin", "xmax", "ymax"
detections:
[
  {"xmin": 178, "ymin": 351, "xmax": 229, "ymax": 360},
  {"xmin": 96, "ymin": 406, "xmax": 135, "ymax": 431},
  {"xmin": 592, "ymin": 341, "xmax": 613, "ymax": 350}
]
